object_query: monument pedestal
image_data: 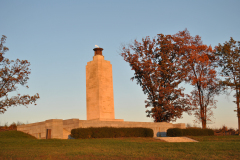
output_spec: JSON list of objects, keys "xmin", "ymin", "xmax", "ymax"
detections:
[
  {"xmin": 88, "ymin": 118, "xmax": 124, "ymax": 122},
  {"xmin": 17, "ymin": 118, "xmax": 185, "ymax": 139}
]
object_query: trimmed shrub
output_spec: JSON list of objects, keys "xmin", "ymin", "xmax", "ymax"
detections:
[
  {"xmin": 207, "ymin": 129, "xmax": 214, "ymax": 136},
  {"xmin": 167, "ymin": 128, "xmax": 214, "ymax": 137},
  {"xmin": 71, "ymin": 127, "xmax": 153, "ymax": 139},
  {"xmin": 182, "ymin": 128, "xmax": 214, "ymax": 136},
  {"xmin": 167, "ymin": 128, "xmax": 183, "ymax": 137}
]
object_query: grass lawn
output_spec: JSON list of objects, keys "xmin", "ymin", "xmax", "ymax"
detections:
[{"xmin": 0, "ymin": 131, "xmax": 240, "ymax": 160}]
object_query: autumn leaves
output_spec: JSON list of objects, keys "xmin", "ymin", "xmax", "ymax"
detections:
[
  {"xmin": 0, "ymin": 35, "xmax": 40, "ymax": 114},
  {"xmin": 121, "ymin": 29, "xmax": 239, "ymax": 129}
]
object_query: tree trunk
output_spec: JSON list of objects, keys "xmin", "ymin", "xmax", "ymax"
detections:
[
  {"xmin": 202, "ymin": 119, "xmax": 206, "ymax": 129},
  {"xmin": 237, "ymin": 99, "xmax": 240, "ymax": 136},
  {"xmin": 238, "ymin": 112, "xmax": 240, "ymax": 135},
  {"xmin": 236, "ymin": 89, "xmax": 240, "ymax": 135},
  {"xmin": 198, "ymin": 84, "xmax": 206, "ymax": 129},
  {"xmin": 201, "ymin": 105, "xmax": 206, "ymax": 129}
]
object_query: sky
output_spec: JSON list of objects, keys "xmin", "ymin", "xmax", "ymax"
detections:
[{"xmin": 0, "ymin": 0, "xmax": 240, "ymax": 129}]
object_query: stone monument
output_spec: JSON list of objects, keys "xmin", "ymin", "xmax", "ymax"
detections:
[
  {"xmin": 86, "ymin": 47, "xmax": 123, "ymax": 121},
  {"xmin": 17, "ymin": 47, "xmax": 186, "ymax": 139}
]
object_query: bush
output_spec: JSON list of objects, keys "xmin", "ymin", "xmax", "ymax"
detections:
[
  {"xmin": 167, "ymin": 128, "xmax": 214, "ymax": 137},
  {"xmin": 167, "ymin": 128, "xmax": 183, "ymax": 137},
  {"xmin": 207, "ymin": 129, "xmax": 214, "ymax": 136},
  {"xmin": 183, "ymin": 128, "xmax": 214, "ymax": 136},
  {"xmin": 71, "ymin": 127, "xmax": 153, "ymax": 139}
]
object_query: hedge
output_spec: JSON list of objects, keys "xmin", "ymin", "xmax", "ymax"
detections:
[
  {"xmin": 167, "ymin": 128, "xmax": 183, "ymax": 137},
  {"xmin": 167, "ymin": 128, "xmax": 214, "ymax": 137},
  {"xmin": 71, "ymin": 127, "xmax": 153, "ymax": 139}
]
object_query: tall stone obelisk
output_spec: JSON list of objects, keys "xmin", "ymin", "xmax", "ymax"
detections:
[{"xmin": 86, "ymin": 48, "xmax": 118, "ymax": 121}]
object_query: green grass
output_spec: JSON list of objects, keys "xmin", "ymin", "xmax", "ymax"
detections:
[{"xmin": 0, "ymin": 131, "xmax": 240, "ymax": 160}]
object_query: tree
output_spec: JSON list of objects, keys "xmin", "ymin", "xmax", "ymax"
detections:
[
  {"xmin": 121, "ymin": 31, "xmax": 191, "ymax": 122},
  {"xmin": 183, "ymin": 32, "xmax": 222, "ymax": 129},
  {"xmin": 0, "ymin": 35, "xmax": 40, "ymax": 114},
  {"xmin": 215, "ymin": 37, "xmax": 240, "ymax": 135}
]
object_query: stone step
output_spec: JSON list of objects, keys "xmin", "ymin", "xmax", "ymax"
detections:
[{"xmin": 154, "ymin": 137, "xmax": 198, "ymax": 142}]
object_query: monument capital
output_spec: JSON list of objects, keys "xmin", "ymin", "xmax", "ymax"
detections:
[{"xmin": 93, "ymin": 47, "xmax": 103, "ymax": 56}]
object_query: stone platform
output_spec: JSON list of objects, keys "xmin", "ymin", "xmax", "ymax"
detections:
[
  {"xmin": 17, "ymin": 118, "xmax": 185, "ymax": 139},
  {"xmin": 155, "ymin": 137, "xmax": 198, "ymax": 142}
]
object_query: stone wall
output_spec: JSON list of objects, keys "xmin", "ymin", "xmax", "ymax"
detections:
[{"xmin": 17, "ymin": 118, "xmax": 186, "ymax": 139}]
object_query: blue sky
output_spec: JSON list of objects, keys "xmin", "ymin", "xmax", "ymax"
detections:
[{"xmin": 0, "ymin": 0, "xmax": 239, "ymax": 129}]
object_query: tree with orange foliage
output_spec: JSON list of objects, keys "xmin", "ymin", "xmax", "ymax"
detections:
[
  {"xmin": 183, "ymin": 31, "xmax": 222, "ymax": 129},
  {"xmin": 121, "ymin": 31, "xmax": 191, "ymax": 122},
  {"xmin": 121, "ymin": 29, "xmax": 222, "ymax": 126},
  {"xmin": 0, "ymin": 35, "xmax": 39, "ymax": 114},
  {"xmin": 215, "ymin": 37, "xmax": 240, "ymax": 135}
]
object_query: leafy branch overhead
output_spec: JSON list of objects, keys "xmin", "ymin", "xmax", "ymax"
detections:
[{"xmin": 0, "ymin": 35, "xmax": 39, "ymax": 114}]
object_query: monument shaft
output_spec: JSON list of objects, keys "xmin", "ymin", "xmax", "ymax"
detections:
[{"xmin": 86, "ymin": 48, "xmax": 115, "ymax": 120}]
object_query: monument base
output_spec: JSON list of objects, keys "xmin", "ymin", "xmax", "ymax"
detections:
[
  {"xmin": 17, "ymin": 118, "xmax": 186, "ymax": 139},
  {"xmin": 88, "ymin": 118, "xmax": 124, "ymax": 122}
]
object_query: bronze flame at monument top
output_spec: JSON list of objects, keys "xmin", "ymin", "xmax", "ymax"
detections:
[{"xmin": 93, "ymin": 47, "xmax": 103, "ymax": 56}]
